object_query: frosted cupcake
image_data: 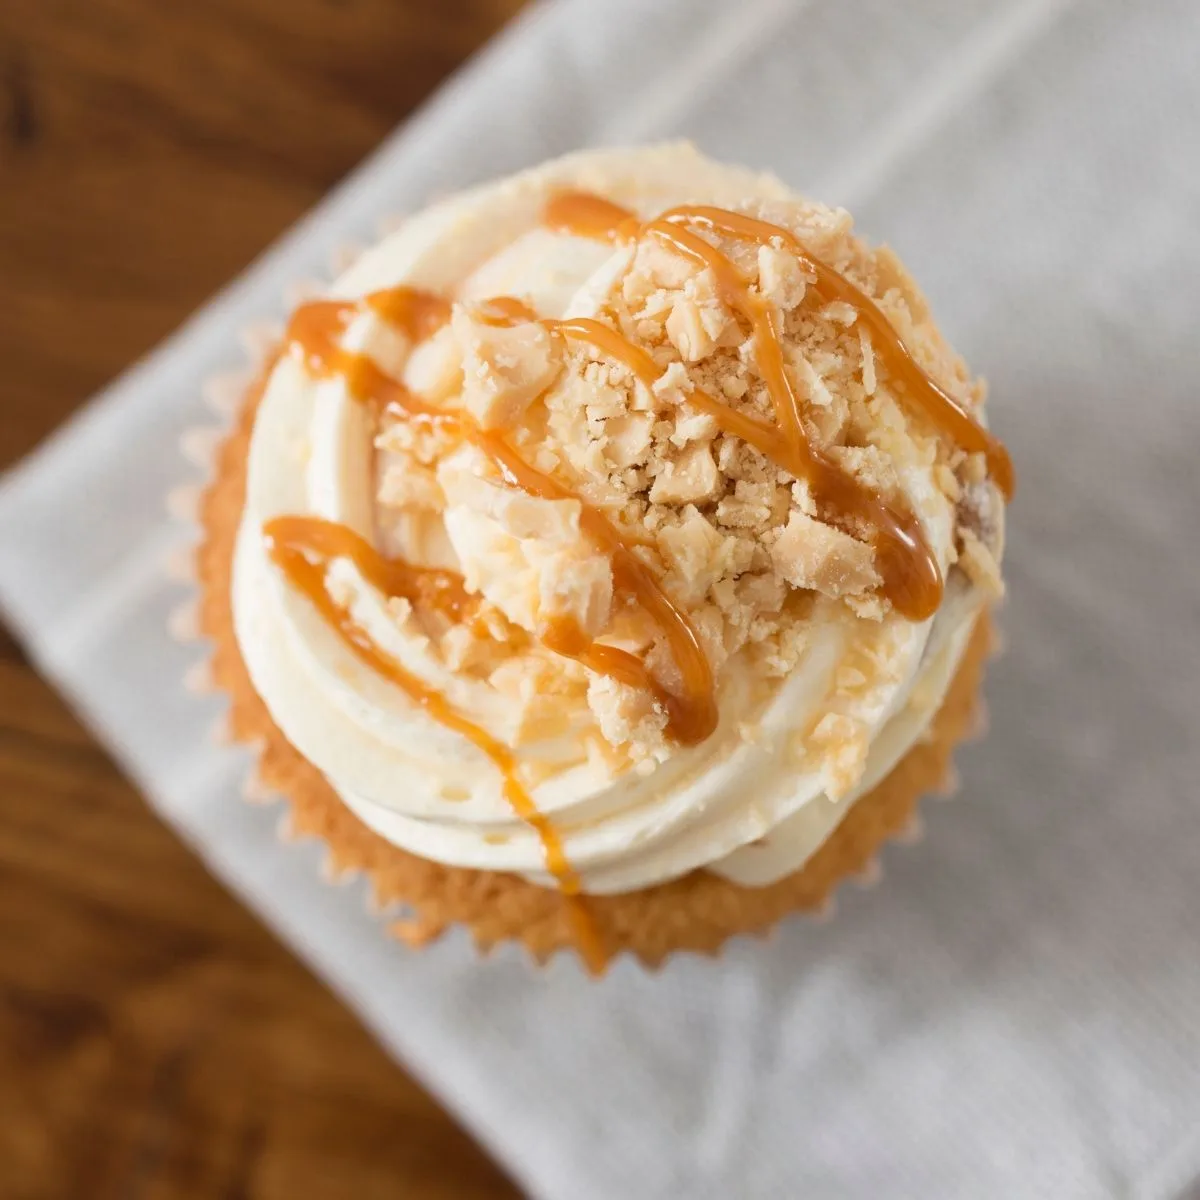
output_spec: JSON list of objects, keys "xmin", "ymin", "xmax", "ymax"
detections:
[{"xmin": 194, "ymin": 144, "xmax": 1009, "ymax": 970}]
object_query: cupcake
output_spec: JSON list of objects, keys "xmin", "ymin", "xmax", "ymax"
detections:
[{"xmin": 193, "ymin": 144, "xmax": 1009, "ymax": 971}]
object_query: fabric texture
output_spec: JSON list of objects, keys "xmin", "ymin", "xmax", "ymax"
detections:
[{"xmin": 2, "ymin": 2, "xmax": 1199, "ymax": 1196}]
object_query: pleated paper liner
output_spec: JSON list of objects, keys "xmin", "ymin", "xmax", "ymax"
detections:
[{"xmin": 166, "ymin": 233, "xmax": 997, "ymax": 972}]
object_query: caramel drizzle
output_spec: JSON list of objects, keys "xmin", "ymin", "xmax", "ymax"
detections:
[
  {"xmin": 494, "ymin": 306, "xmax": 940, "ymax": 619},
  {"xmin": 549, "ymin": 191, "xmax": 1011, "ymax": 495},
  {"xmin": 473, "ymin": 426, "xmax": 716, "ymax": 744},
  {"xmin": 265, "ymin": 189, "xmax": 1014, "ymax": 956},
  {"xmin": 265, "ymin": 515, "xmax": 470, "ymax": 620},
  {"xmin": 264, "ymin": 503, "xmax": 606, "ymax": 973},
  {"xmin": 365, "ymin": 287, "xmax": 453, "ymax": 341},
  {"xmin": 543, "ymin": 191, "xmax": 1015, "ymax": 619},
  {"xmin": 543, "ymin": 191, "xmax": 640, "ymax": 242},
  {"xmin": 294, "ymin": 289, "xmax": 716, "ymax": 745},
  {"xmin": 285, "ymin": 289, "xmax": 451, "ymax": 418},
  {"xmin": 657, "ymin": 206, "xmax": 1014, "ymax": 497},
  {"xmin": 471, "ymin": 299, "xmax": 717, "ymax": 737},
  {"xmin": 279, "ymin": 284, "xmax": 714, "ymax": 970},
  {"xmin": 660, "ymin": 221, "xmax": 942, "ymax": 620},
  {"xmin": 286, "ymin": 297, "xmax": 715, "ymax": 714}
]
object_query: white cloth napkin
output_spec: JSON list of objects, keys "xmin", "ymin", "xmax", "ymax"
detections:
[{"xmin": 4, "ymin": 1, "xmax": 1200, "ymax": 1195}]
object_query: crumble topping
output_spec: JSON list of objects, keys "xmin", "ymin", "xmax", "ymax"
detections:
[{"xmin": 370, "ymin": 198, "xmax": 1000, "ymax": 762}]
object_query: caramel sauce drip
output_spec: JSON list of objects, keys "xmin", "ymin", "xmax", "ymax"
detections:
[
  {"xmin": 541, "ymin": 617, "xmax": 684, "ymax": 734},
  {"xmin": 543, "ymin": 190, "xmax": 641, "ymax": 242},
  {"xmin": 263, "ymin": 515, "xmax": 470, "ymax": 621},
  {"xmin": 468, "ymin": 298, "xmax": 719, "ymax": 740},
  {"xmin": 264, "ymin": 512, "xmax": 607, "ymax": 972},
  {"xmin": 537, "ymin": 306, "xmax": 939, "ymax": 619},
  {"xmin": 474, "ymin": 428, "xmax": 717, "ymax": 744},
  {"xmin": 476, "ymin": 295, "xmax": 540, "ymax": 324},
  {"xmin": 365, "ymin": 287, "xmax": 451, "ymax": 341},
  {"xmin": 279, "ymin": 291, "xmax": 608, "ymax": 970},
  {"xmin": 285, "ymin": 287, "xmax": 451, "ymax": 420},
  {"xmin": 284, "ymin": 290, "xmax": 718, "ymax": 746},
  {"xmin": 658, "ymin": 206, "xmax": 1014, "ymax": 499},
  {"xmin": 541, "ymin": 192, "xmax": 1013, "ymax": 617},
  {"xmin": 646, "ymin": 219, "xmax": 942, "ymax": 620}
]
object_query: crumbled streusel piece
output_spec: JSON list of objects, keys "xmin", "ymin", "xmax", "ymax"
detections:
[
  {"xmin": 757, "ymin": 242, "xmax": 809, "ymax": 310},
  {"xmin": 767, "ymin": 510, "xmax": 879, "ymax": 598},
  {"xmin": 375, "ymin": 413, "xmax": 457, "ymax": 466},
  {"xmin": 377, "ymin": 458, "xmax": 443, "ymax": 510},
  {"xmin": 958, "ymin": 527, "xmax": 1004, "ymax": 599},
  {"xmin": 752, "ymin": 611, "xmax": 811, "ymax": 678},
  {"xmin": 648, "ymin": 441, "xmax": 721, "ymax": 505},
  {"xmin": 404, "ymin": 326, "xmax": 463, "ymax": 402},
  {"xmin": 603, "ymin": 412, "xmax": 655, "ymax": 468},
  {"xmin": 665, "ymin": 296, "xmax": 720, "ymax": 362},
  {"xmin": 586, "ymin": 674, "xmax": 669, "ymax": 760},
  {"xmin": 809, "ymin": 711, "xmax": 870, "ymax": 798},
  {"xmin": 440, "ymin": 622, "xmax": 499, "ymax": 674},
  {"xmin": 654, "ymin": 506, "xmax": 730, "ymax": 606},
  {"xmin": 858, "ymin": 327, "xmax": 876, "ymax": 396},
  {"xmin": 454, "ymin": 307, "xmax": 559, "ymax": 430}
]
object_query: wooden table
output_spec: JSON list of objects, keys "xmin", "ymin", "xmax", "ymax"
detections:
[{"xmin": 0, "ymin": 2, "xmax": 529, "ymax": 1195}]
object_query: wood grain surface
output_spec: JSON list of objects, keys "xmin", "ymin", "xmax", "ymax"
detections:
[{"xmin": 0, "ymin": 2, "xmax": 529, "ymax": 1196}]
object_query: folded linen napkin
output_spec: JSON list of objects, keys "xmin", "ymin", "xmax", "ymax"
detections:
[{"xmin": 3, "ymin": 2, "xmax": 1200, "ymax": 1196}]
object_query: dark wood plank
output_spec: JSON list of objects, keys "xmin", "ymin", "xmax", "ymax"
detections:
[{"xmin": 0, "ymin": 1, "xmax": 529, "ymax": 1196}]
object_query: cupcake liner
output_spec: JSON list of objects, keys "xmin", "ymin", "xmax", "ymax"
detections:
[{"xmin": 168, "ymin": 244, "xmax": 999, "ymax": 974}]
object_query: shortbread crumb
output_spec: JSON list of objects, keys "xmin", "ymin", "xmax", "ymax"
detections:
[{"xmin": 369, "ymin": 193, "xmax": 992, "ymax": 762}]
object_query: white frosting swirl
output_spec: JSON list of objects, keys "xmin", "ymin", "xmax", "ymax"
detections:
[{"xmin": 232, "ymin": 145, "xmax": 995, "ymax": 895}]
